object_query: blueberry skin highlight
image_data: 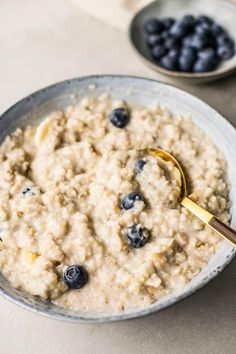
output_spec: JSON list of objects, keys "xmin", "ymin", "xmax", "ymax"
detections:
[
  {"xmin": 121, "ymin": 192, "xmax": 144, "ymax": 210},
  {"xmin": 109, "ymin": 108, "xmax": 130, "ymax": 128},
  {"xmin": 125, "ymin": 224, "xmax": 150, "ymax": 248},
  {"xmin": 135, "ymin": 159, "xmax": 147, "ymax": 174},
  {"xmin": 64, "ymin": 265, "xmax": 88, "ymax": 289}
]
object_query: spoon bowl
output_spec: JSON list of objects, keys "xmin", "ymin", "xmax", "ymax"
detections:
[
  {"xmin": 148, "ymin": 147, "xmax": 188, "ymax": 198},
  {"xmin": 148, "ymin": 147, "xmax": 236, "ymax": 246}
]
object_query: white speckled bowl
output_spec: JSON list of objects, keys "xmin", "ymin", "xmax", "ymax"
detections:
[
  {"xmin": 129, "ymin": 0, "xmax": 236, "ymax": 83},
  {"xmin": 0, "ymin": 75, "xmax": 235, "ymax": 322}
]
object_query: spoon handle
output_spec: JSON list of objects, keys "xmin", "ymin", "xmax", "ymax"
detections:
[{"xmin": 181, "ymin": 197, "xmax": 236, "ymax": 246}]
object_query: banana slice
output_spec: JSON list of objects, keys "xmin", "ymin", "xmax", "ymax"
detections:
[
  {"xmin": 21, "ymin": 250, "xmax": 41, "ymax": 264},
  {"xmin": 35, "ymin": 116, "xmax": 53, "ymax": 147}
]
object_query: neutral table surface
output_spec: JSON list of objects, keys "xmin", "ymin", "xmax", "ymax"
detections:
[{"xmin": 1, "ymin": 1, "xmax": 236, "ymax": 353}]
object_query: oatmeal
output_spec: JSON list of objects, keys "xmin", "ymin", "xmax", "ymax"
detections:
[{"xmin": 0, "ymin": 94, "xmax": 230, "ymax": 312}]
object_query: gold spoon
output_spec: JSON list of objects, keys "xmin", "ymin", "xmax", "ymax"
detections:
[{"xmin": 148, "ymin": 147, "xmax": 236, "ymax": 246}]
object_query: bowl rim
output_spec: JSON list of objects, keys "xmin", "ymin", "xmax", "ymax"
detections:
[
  {"xmin": 128, "ymin": 0, "xmax": 236, "ymax": 80},
  {"xmin": 0, "ymin": 74, "xmax": 235, "ymax": 323}
]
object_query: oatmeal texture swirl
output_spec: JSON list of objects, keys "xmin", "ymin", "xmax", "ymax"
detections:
[{"xmin": 0, "ymin": 94, "xmax": 230, "ymax": 312}]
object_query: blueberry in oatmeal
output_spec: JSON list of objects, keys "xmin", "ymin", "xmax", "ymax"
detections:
[
  {"xmin": 135, "ymin": 159, "xmax": 147, "ymax": 174},
  {"xmin": 22, "ymin": 186, "xmax": 36, "ymax": 196},
  {"xmin": 121, "ymin": 192, "xmax": 144, "ymax": 210},
  {"xmin": 64, "ymin": 265, "xmax": 88, "ymax": 289},
  {"xmin": 125, "ymin": 224, "xmax": 150, "ymax": 248},
  {"xmin": 109, "ymin": 107, "xmax": 129, "ymax": 128}
]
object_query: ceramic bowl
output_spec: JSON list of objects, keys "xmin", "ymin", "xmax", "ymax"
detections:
[
  {"xmin": 0, "ymin": 75, "xmax": 235, "ymax": 322},
  {"xmin": 129, "ymin": 0, "xmax": 236, "ymax": 83}
]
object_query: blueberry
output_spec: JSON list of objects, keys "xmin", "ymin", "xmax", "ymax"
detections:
[
  {"xmin": 146, "ymin": 34, "xmax": 163, "ymax": 47},
  {"xmin": 161, "ymin": 30, "xmax": 170, "ymax": 40},
  {"xmin": 125, "ymin": 224, "xmax": 150, "ymax": 248},
  {"xmin": 164, "ymin": 36, "xmax": 180, "ymax": 50},
  {"xmin": 121, "ymin": 192, "xmax": 144, "ymax": 210},
  {"xmin": 168, "ymin": 48, "xmax": 180, "ymax": 61},
  {"xmin": 135, "ymin": 159, "xmax": 147, "ymax": 173},
  {"xmin": 182, "ymin": 35, "xmax": 194, "ymax": 48},
  {"xmin": 211, "ymin": 23, "xmax": 224, "ymax": 37},
  {"xmin": 181, "ymin": 14, "xmax": 195, "ymax": 27},
  {"xmin": 144, "ymin": 18, "xmax": 163, "ymax": 34},
  {"xmin": 193, "ymin": 57, "xmax": 218, "ymax": 72},
  {"xmin": 216, "ymin": 34, "xmax": 234, "ymax": 48},
  {"xmin": 160, "ymin": 55, "xmax": 178, "ymax": 71},
  {"xmin": 163, "ymin": 17, "xmax": 175, "ymax": 30},
  {"xmin": 179, "ymin": 48, "xmax": 196, "ymax": 72},
  {"xmin": 169, "ymin": 21, "xmax": 190, "ymax": 39},
  {"xmin": 22, "ymin": 186, "xmax": 36, "ymax": 196},
  {"xmin": 197, "ymin": 15, "xmax": 214, "ymax": 26},
  {"xmin": 191, "ymin": 34, "xmax": 209, "ymax": 50},
  {"xmin": 179, "ymin": 56, "xmax": 193, "ymax": 72},
  {"xmin": 151, "ymin": 44, "xmax": 167, "ymax": 60},
  {"xmin": 181, "ymin": 47, "xmax": 196, "ymax": 60},
  {"xmin": 198, "ymin": 47, "xmax": 216, "ymax": 61},
  {"xmin": 64, "ymin": 265, "xmax": 88, "ymax": 289},
  {"xmin": 217, "ymin": 45, "xmax": 235, "ymax": 60},
  {"xmin": 194, "ymin": 22, "xmax": 211, "ymax": 36},
  {"xmin": 109, "ymin": 108, "xmax": 129, "ymax": 128}
]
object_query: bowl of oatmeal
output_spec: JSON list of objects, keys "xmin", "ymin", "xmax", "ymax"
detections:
[{"xmin": 0, "ymin": 75, "xmax": 235, "ymax": 322}]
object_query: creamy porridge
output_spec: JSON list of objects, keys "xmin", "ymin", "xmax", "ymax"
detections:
[{"xmin": 0, "ymin": 94, "xmax": 230, "ymax": 312}]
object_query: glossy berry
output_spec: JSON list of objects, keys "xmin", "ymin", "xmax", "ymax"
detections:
[
  {"xmin": 169, "ymin": 21, "xmax": 189, "ymax": 39},
  {"xmin": 64, "ymin": 265, "xmax": 88, "ymax": 289},
  {"xmin": 168, "ymin": 48, "xmax": 180, "ymax": 61},
  {"xmin": 182, "ymin": 35, "xmax": 194, "ymax": 48},
  {"xmin": 151, "ymin": 45, "xmax": 166, "ymax": 60},
  {"xmin": 144, "ymin": 18, "xmax": 163, "ymax": 34},
  {"xmin": 135, "ymin": 159, "xmax": 147, "ymax": 173},
  {"xmin": 160, "ymin": 55, "xmax": 178, "ymax": 71},
  {"xmin": 109, "ymin": 108, "xmax": 129, "ymax": 128},
  {"xmin": 161, "ymin": 30, "xmax": 170, "ymax": 40},
  {"xmin": 217, "ymin": 45, "xmax": 235, "ymax": 60},
  {"xmin": 146, "ymin": 34, "xmax": 163, "ymax": 47},
  {"xmin": 191, "ymin": 34, "xmax": 209, "ymax": 50},
  {"xmin": 121, "ymin": 192, "xmax": 144, "ymax": 210},
  {"xmin": 216, "ymin": 34, "xmax": 234, "ymax": 48},
  {"xmin": 193, "ymin": 57, "xmax": 217, "ymax": 72},
  {"xmin": 181, "ymin": 47, "xmax": 196, "ymax": 59},
  {"xmin": 164, "ymin": 36, "xmax": 180, "ymax": 50},
  {"xmin": 125, "ymin": 224, "xmax": 150, "ymax": 248},
  {"xmin": 181, "ymin": 14, "xmax": 195, "ymax": 27},
  {"xmin": 197, "ymin": 15, "xmax": 213, "ymax": 26},
  {"xmin": 179, "ymin": 48, "xmax": 196, "ymax": 72},
  {"xmin": 194, "ymin": 22, "xmax": 211, "ymax": 36},
  {"xmin": 211, "ymin": 23, "xmax": 224, "ymax": 37},
  {"xmin": 163, "ymin": 17, "xmax": 175, "ymax": 30},
  {"xmin": 198, "ymin": 47, "xmax": 216, "ymax": 61}
]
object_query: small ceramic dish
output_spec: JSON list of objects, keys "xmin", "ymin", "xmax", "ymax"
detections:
[
  {"xmin": 129, "ymin": 0, "xmax": 236, "ymax": 83},
  {"xmin": 0, "ymin": 75, "xmax": 235, "ymax": 322}
]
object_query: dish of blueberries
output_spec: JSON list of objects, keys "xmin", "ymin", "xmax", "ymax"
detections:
[
  {"xmin": 144, "ymin": 14, "xmax": 235, "ymax": 73},
  {"xmin": 129, "ymin": 0, "xmax": 236, "ymax": 81}
]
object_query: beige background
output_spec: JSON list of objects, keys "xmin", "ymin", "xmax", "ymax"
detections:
[{"xmin": 1, "ymin": 0, "xmax": 236, "ymax": 353}]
